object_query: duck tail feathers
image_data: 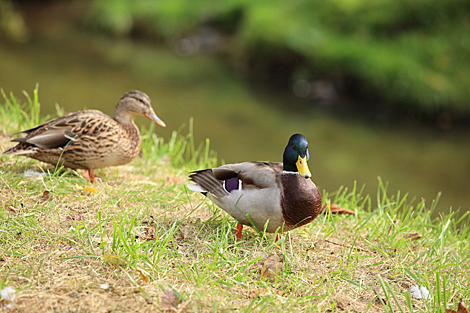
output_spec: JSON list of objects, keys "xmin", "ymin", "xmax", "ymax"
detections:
[
  {"xmin": 187, "ymin": 184, "xmax": 207, "ymax": 194},
  {"xmin": 189, "ymin": 169, "xmax": 229, "ymax": 198},
  {"xmin": 2, "ymin": 146, "xmax": 34, "ymax": 155}
]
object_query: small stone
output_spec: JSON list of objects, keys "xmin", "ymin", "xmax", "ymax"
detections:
[
  {"xmin": 1, "ymin": 287, "xmax": 16, "ymax": 302},
  {"xmin": 410, "ymin": 285, "xmax": 430, "ymax": 299}
]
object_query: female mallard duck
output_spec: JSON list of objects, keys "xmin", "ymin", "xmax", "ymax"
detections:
[
  {"xmin": 2, "ymin": 90, "xmax": 165, "ymax": 182},
  {"xmin": 188, "ymin": 134, "xmax": 323, "ymax": 239}
]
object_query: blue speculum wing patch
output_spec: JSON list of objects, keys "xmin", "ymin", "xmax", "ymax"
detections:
[{"xmin": 224, "ymin": 177, "xmax": 240, "ymax": 192}]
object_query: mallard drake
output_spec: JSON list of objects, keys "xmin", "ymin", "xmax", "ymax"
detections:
[
  {"xmin": 2, "ymin": 90, "xmax": 165, "ymax": 182},
  {"xmin": 188, "ymin": 133, "xmax": 323, "ymax": 239}
]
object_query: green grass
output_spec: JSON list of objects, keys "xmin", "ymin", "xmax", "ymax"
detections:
[{"xmin": 0, "ymin": 89, "xmax": 469, "ymax": 312}]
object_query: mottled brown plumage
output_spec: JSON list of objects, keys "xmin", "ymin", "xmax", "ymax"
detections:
[
  {"xmin": 188, "ymin": 134, "xmax": 323, "ymax": 239},
  {"xmin": 3, "ymin": 90, "xmax": 165, "ymax": 182}
]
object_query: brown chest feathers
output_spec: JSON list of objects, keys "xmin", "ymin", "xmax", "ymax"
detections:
[{"xmin": 280, "ymin": 173, "xmax": 322, "ymax": 230}]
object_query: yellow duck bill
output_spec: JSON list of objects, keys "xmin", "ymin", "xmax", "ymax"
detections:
[{"xmin": 296, "ymin": 155, "xmax": 311, "ymax": 178}]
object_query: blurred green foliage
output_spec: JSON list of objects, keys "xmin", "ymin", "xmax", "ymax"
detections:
[
  {"xmin": 0, "ymin": 0, "xmax": 28, "ymax": 42},
  {"xmin": 73, "ymin": 0, "xmax": 470, "ymax": 112}
]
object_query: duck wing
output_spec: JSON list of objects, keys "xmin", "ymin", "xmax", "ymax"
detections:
[
  {"xmin": 189, "ymin": 161, "xmax": 283, "ymax": 198},
  {"xmin": 214, "ymin": 162, "xmax": 282, "ymax": 189},
  {"xmin": 3, "ymin": 110, "xmax": 110, "ymax": 154}
]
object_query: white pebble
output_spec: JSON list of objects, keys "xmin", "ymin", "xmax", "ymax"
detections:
[
  {"xmin": 1, "ymin": 286, "xmax": 16, "ymax": 302},
  {"xmin": 410, "ymin": 285, "xmax": 430, "ymax": 299}
]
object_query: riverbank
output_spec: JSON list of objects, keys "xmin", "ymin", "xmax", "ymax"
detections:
[
  {"xmin": 1, "ymin": 7, "xmax": 470, "ymax": 218},
  {"xmin": 0, "ymin": 90, "xmax": 468, "ymax": 312}
]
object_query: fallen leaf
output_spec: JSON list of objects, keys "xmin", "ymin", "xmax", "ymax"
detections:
[
  {"xmin": 402, "ymin": 233, "xmax": 421, "ymax": 241},
  {"xmin": 458, "ymin": 300, "xmax": 470, "ymax": 313},
  {"xmin": 76, "ymin": 184, "xmax": 97, "ymax": 194},
  {"xmin": 102, "ymin": 254, "xmax": 127, "ymax": 266},
  {"xmin": 67, "ymin": 213, "xmax": 85, "ymax": 221},
  {"xmin": 260, "ymin": 254, "xmax": 283, "ymax": 278},
  {"xmin": 321, "ymin": 203, "xmax": 355, "ymax": 215},
  {"xmin": 446, "ymin": 299, "xmax": 469, "ymax": 313},
  {"xmin": 39, "ymin": 190, "xmax": 51, "ymax": 203},
  {"xmin": 161, "ymin": 288, "xmax": 180, "ymax": 311},
  {"xmin": 6, "ymin": 205, "xmax": 18, "ymax": 213},
  {"xmin": 136, "ymin": 268, "xmax": 148, "ymax": 284}
]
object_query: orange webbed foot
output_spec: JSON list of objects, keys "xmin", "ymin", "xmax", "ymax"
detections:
[{"xmin": 236, "ymin": 223, "xmax": 243, "ymax": 239}]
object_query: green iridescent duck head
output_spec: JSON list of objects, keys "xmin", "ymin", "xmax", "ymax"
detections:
[{"xmin": 282, "ymin": 133, "xmax": 311, "ymax": 178}]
